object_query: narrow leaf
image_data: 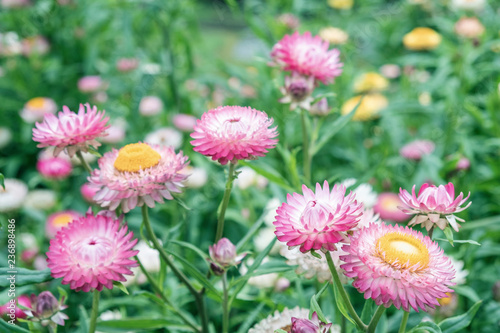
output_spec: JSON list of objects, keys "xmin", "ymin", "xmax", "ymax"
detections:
[
  {"xmin": 0, "ymin": 268, "xmax": 52, "ymax": 288},
  {"xmin": 438, "ymin": 300, "xmax": 482, "ymax": 333},
  {"xmin": 408, "ymin": 321, "xmax": 442, "ymax": 333}
]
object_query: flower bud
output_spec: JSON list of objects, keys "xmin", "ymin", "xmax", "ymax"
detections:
[
  {"xmin": 25, "ymin": 291, "xmax": 68, "ymax": 327},
  {"xmin": 279, "ymin": 72, "xmax": 315, "ymax": 110},
  {"xmin": 309, "ymin": 98, "xmax": 330, "ymax": 116},
  {"xmin": 35, "ymin": 292, "xmax": 59, "ymax": 319},
  {"xmin": 209, "ymin": 238, "xmax": 247, "ymax": 274},
  {"xmin": 291, "ymin": 312, "xmax": 332, "ymax": 333}
]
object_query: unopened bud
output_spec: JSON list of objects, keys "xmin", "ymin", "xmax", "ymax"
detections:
[{"xmin": 291, "ymin": 312, "xmax": 332, "ymax": 333}]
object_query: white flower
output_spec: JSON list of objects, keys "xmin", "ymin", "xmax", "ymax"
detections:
[
  {"xmin": 181, "ymin": 166, "xmax": 208, "ymax": 189},
  {"xmin": 240, "ymin": 257, "xmax": 279, "ymax": 289},
  {"xmin": 254, "ymin": 227, "xmax": 281, "ymax": 254},
  {"xmin": 280, "ymin": 246, "xmax": 348, "ymax": 284},
  {"xmin": 340, "ymin": 178, "xmax": 378, "ymax": 208},
  {"xmin": 136, "ymin": 240, "xmax": 161, "ymax": 273},
  {"xmin": 263, "ymin": 197, "xmax": 282, "ymax": 227},
  {"xmin": 235, "ymin": 166, "xmax": 268, "ymax": 190},
  {"xmin": 24, "ymin": 190, "xmax": 57, "ymax": 210},
  {"xmin": 249, "ymin": 306, "xmax": 310, "ymax": 333},
  {"xmin": 450, "ymin": 257, "xmax": 469, "ymax": 285},
  {"xmin": 0, "ymin": 127, "xmax": 12, "ymax": 149},
  {"xmin": 145, "ymin": 127, "xmax": 182, "ymax": 149},
  {"xmin": 0, "ymin": 178, "xmax": 28, "ymax": 212}
]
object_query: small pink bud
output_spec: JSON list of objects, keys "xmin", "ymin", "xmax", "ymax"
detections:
[
  {"xmin": 309, "ymin": 98, "xmax": 330, "ymax": 116},
  {"xmin": 37, "ymin": 157, "xmax": 72, "ymax": 180},
  {"xmin": 291, "ymin": 312, "xmax": 332, "ymax": 333},
  {"xmin": 209, "ymin": 238, "xmax": 247, "ymax": 274}
]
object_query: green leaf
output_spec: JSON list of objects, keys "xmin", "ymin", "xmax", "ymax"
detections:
[
  {"xmin": 169, "ymin": 240, "xmax": 210, "ymax": 264},
  {"xmin": 86, "ymin": 146, "xmax": 102, "ymax": 158},
  {"xmin": 112, "ymin": 281, "xmax": 129, "ymax": 295},
  {"xmin": 0, "ymin": 319, "xmax": 31, "ymax": 333},
  {"xmin": 435, "ymin": 238, "xmax": 480, "ymax": 246},
  {"xmin": 332, "ymin": 281, "xmax": 356, "ymax": 326},
  {"xmin": 239, "ymin": 160, "xmax": 295, "ymax": 193},
  {"xmin": 438, "ymin": 300, "xmax": 482, "ymax": 333},
  {"xmin": 310, "ymin": 295, "xmax": 328, "ymax": 323},
  {"xmin": 442, "ymin": 227, "xmax": 454, "ymax": 246},
  {"xmin": 0, "ymin": 268, "xmax": 53, "ymax": 288},
  {"xmin": 312, "ymin": 103, "xmax": 357, "ymax": 155},
  {"xmin": 79, "ymin": 305, "xmax": 90, "ymax": 333},
  {"xmin": 163, "ymin": 249, "xmax": 221, "ymax": 300},
  {"xmin": 97, "ymin": 318, "xmax": 191, "ymax": 330},
  {"xmin": 0, "ymin": 173, "xmax": 4, "ymax": 190},
  {"xmin": 408, "ymin": 321, "xmax": 442, "ymax": 333},
  {"xmin": 236, "ymin": 303, "xmax": 266, "ymax": 333},
  {"xmin": 360, "ymin": 299, "xmax": 376, "ymax": 324},
  {"xmin": 315, "ymin": 282, "xmax": 329, "ymax": 299},
  {"xmin": 57, "ymin": 287, "xmax": 68, "ymax": 304},
  {"xmin": 310, "ymin": 250, "xmax": 322, "ymax": 259},
  {"xmin": 453, "ymin": 285, "xmax": 481, "ymax": 303},
  {"xmin": 236, "ymin": 211, "xmax": 266, "ymax": 251}
]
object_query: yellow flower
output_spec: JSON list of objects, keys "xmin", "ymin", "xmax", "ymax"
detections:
[
  {"xmin": 353, "ymin": 72, "xmax": 389, "ymax": 93},
  {"xmin": 319, "ymin": 27, "xmax": 349, "ymax": 45},
  {"xmin": 327, "ymin": 0, "xmax": 353, "ymax": 10},
  {"xmin": 341, "ymin": 94, "xmax": 388, "ymax": 121},
  {"xmin": 403, "ymin": 27, "xmax": 442, "ymax": 51}
]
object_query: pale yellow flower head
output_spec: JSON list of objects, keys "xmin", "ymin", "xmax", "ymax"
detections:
[
  {"xmin": 341, "ymin": 94, "xmax": 388, "ymax": 121},
  {"xmin": 403, "ymin": 27, "xmax": 442, "ymax": 51},
  {"xmin": 319, "ymin": 27, "xmax": 349, "ymax": 45},
  {"xmin": 328, "ymin": 0, "xmax": 353, "ymax": 10},
  {"xmin": 354, "ymin": 72, "xmax": 389, "ymax": 93}
]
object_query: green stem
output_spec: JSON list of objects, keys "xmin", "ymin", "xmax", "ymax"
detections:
[
  {"xmin": 215, "ymin": 163, "xmax": 236, "ymax": 242},
  {"xmin": 326, "ymin": 252, "xmax": 367, "ymax": 331},
  {"xmin": 398, "ymin": 311, "xmax": 410, "ymax": 333},
  {"xmin": 88, "ymin": 289, "xmax": 100, "ymax": 333},
  {"xmin": 76, "ymin": 150, "xmax": 93, "ymax": 174},
  {"xmin": 301, "ymin": 110, "xmax": 311, "ymax": 182},
  {"xmin": 142, "ymin": 206, "xmax": 209, "ymax": 333},
  {"xmin": 136, "ymin": 256, "xmax": 200, "ymax": 332},
  {"xmin": 367, "ymin": 305, "xmax": 386, "ymax": 333},
  {"xmin": 428, "ymin": 226, "xmax": 434, "ymax": 240},
  {"xmin": 222, "ymin": 272, "xmax": 229, "ymax": 333}
]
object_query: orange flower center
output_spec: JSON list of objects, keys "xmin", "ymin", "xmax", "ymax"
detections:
[
  {"xmin": 27, "ymin": 97, "xmax": 46, "ymax": 110},
  {"xmin": 114, "ymin": 143, "xmax": 161, "ymax": 173},
  {"xmin": 376, "ymin": 232, "xmax": 429, "ymax": 270},
  {"xmin": 52, "ymin": 213, "xmax": 76, "ymax": 228},
  {"xmin": 438, "ymin": 292, "xmax": 453, "ymax": 306}
]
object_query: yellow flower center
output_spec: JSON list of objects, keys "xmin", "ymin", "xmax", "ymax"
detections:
[
  {"xmin": 438, "ymin": 292, "xmax": 453, "ymax": 306},
  {"xmin": 376, "ymin": 232, "xmax": 429, "ymax": 270},
  {"xmin": 27, "ymin": 97, "xmax": 46, "ymax": 110},
  {"xmin": 52, "ymin": 213, "xmax": 76, "ymax": 228},
  {"xmin": 114, "ymin": 143, "xmax": 161, "ymax": 173}
]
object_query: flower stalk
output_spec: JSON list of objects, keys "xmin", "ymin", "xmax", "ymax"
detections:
[
  {"xmin": 76, "ymin": 150, "xmax": 93, "ymax": 174},
  {"xmin": 326, "ymin": 251, "xmax": 367, "ymax": 331},
  {"xmin": 215, "ymin": 162, "xmax": 236, "ymax": 242},
  {"xmin": 366, "ymin": 305, "xmax": 386, "ymax": 333},
  {"xmin": 88, "ymin": 289, "xmax": 100, "ymax": 333},
  {"xmin": 301, "ymin": 109, "xmax": 311, "ymax": 182},
  {"xmin": 142, "ymin": 205, "xmax": 209, "ymax": 333},
  {"xmin": 399, "ymin": 311, "xmax": 410, "ymax": 333},
  {"xmin": 222, "ymin": 272, "xmax": 230, "ymax": 333}
]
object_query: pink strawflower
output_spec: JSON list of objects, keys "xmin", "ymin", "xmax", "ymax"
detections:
[
  {"xmin": 37, "ymin": 157, "xmax": 72, "ymax": 180},
  {"xmin": 270, "ymin": 31, "xmax": 343, "ymax": 84},
  {"xmin": 274, "ymin": 181, "xmax": 363, "ymax": 253},
  {"xmin": 80, "ymin": 183, "xmax": 98, "ymax": 203},
  {"xmin": 32, "ymin": 103, "xmax": 110, "ymax": 157},
  {"xmin": 0, "ymin": 295, "xmax": 31, "ymax": 321},
  {"xmin": 139, "ymin": 96, "xmax": 163, "ymax": 116},
  {"xmin": 88, "ymin": 142, "xmax": 188, "ymax": 212},
  {"xmin": 399, "ymin": 183, "xmax": 471, "ymax": 232},
  {"xmin": 116, "ymin": 57, "xmax": 139, "ymax": 72},
  {"xmin": 20, "ymin": 97, "xmax": 57, "ymax": 123},
  {"xmin": 77, "ymin": 76, "xmax": 104, "ymax": 93},
  {"xmin": 373, "ymin": 193, "xmax": 409, "ymax": 222},
  {"xmin": 46, "ymin": 210, "xmax": 81, "ymax": 238},
  {"xmin": 46, "ymin": 211, "xmax": 139, "ymax": 292},
  {"xmin": 400, "ymin": 139, "xmax": 435, "ymax": 160},
  {"xmin": 341, "ymin": 223, "xmax": 455, "ymax": 312},
  {"xmin": 190, "ymin": 106, "xmax": 278, "ymax": 165},
  {"xmin": 456, "ymin": 157, "xmax": 470, "ymax": 170},
  {"xmin": 173, "ymin": 113, "xmax": 197, "ymax": 132}
]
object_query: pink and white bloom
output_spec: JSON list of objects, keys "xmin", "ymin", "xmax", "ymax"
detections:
[
  {"xmin": 374, "ymin": 192, "xmax": 409, "ymax": 222},
  {"xmin": 46, "ymin": 211, "xmax": 139, "ymax": 292},
  {"xmin": 77, "ymin": 76, "xmax": 104, "ymax": 93},
  {"xmin": 279, "ymin": 72, "xmax": 315, "ymax": 110},
  {"xmin": 173, "ymin": 114, "xmax": 197, "ymax": 132},
  {"xmin": 37, "ymin": 157, "xmax": 72, "ymax": 180},
  {"xmin": 399, "ymin": 183, "xmax": 471, "ymax": 231},
  {"xmin": 88, "ymin": 142, "xmax": 188, "ymax": 213},
  {"xmin": 400, "ymin": 139, "xmax": 435, "ymax": 160},
  {"xmin": 139, "ymin": 96, "xmax": 163, "ymax": 116},
  {"xmin": 145, "ymin": 127, "xmax": 182, "ymax": 149},
  {"xmin": 190, "ymin": 106, "xmax": 278, "ymax": 165},
  {"xmin": 32, "ymin": 103, "xmax": 109, "ymax": 157},
  {"xmin": 341, "ymin": 223, "xmax": 455, "ymax": 312},
  {"xmin": 21, "ymin": 35, "xmax": 50, "ymax": 56},
  {"xmin": 20, "ymin": 97, "xmax": 57, "ymax": 123},
  {"xmin": 274, "ymin": 181, "xmax": 363, "ymax": 253},
  {"xmin": 46, "ymin": 210, "xmax": 81, "ymax": 238},
  {"xmin": 270, "ymin": 31, "xmax": 343, "ymax": 84}
]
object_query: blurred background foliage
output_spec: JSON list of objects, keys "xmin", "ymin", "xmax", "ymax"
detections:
[{"xmin": 1, "ymin": 0, "xmax": 500, "ymax": 332}]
